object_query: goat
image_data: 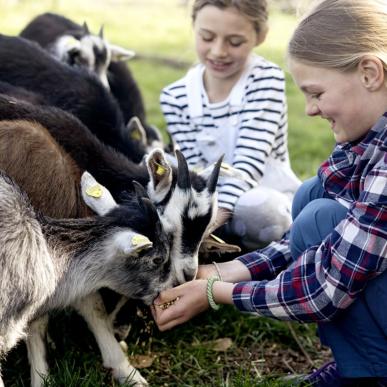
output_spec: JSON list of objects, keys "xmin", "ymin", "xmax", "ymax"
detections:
[
  {"xmin": 0, "ymin": 95, "xmax": 222, "ymax": 385},
  {"xmin": 19, "ymin": 13, "xmax": 164, "ymax": 152},
  {"xmin": 0, "ymin": 169, "xmax": 172, "ymax": 386},
  {"xmin": 19, "ymin": 12, "xmax": 134, "ymax": 90},
  {"xmin": 0, "ymin": 34, "xmax": 147, "ymax": 162}
]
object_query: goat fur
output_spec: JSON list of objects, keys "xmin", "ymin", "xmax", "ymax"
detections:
[{"xmin": 0, "ymin": 170, "xmax": 172, "ymax": 386}]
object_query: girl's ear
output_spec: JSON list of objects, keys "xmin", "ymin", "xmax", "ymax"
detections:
[
  {"xmin": 358, "ymin": 55, "xmax": 385, "ymax": 91},
  {"xmin": 255, "ymin": 25, "xmax": 268, "ymax": 46}
]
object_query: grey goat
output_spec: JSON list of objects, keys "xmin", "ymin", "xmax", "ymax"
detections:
[{"xmin": 0, "ymin": 171, "xmax": 172, "ymax": 387}]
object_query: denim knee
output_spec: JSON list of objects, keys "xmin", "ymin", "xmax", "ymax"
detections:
[
  {"xmin": 318, "ymin": 270, "xmax": 387, "ymax": 377},
  {"xmin": 290, "ymin": 198, "xmax": 347, "ymax": 259},
  {"xmin": 292, "ymin": 176, "xmax": 329, "ymax": 221}
]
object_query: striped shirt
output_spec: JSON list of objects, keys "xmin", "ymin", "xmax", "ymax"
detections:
[
  {"xmin": 160, "ymin": 54, "xmax": 292, "ymax": 211},
  {"xmin": 233, "ymin": 113, "xmax": 387, "ymax": 322}
]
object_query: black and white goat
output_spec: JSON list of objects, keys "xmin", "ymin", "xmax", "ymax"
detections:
[
  {"xmin": 19, "ymin": 13, "xmax": 164, "ymax": 152},
  {"xmin": 0, "ymin": 170, "xmax": 173, "ymax": 386},
  {"xmin": 20, "ymin": 12, "xmax": 134, "ymax": 90}
]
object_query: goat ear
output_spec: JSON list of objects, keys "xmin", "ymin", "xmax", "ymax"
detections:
[
  {"xmin": 109, "ymin": 44, "xmax": 135, "ymax": 62},
  {"xmin": 207, "ymin": 207, "xmax": 232, "ymax": 234},
  {"xmin": 81, "ymin": 171, "xmax": 117, "ymax": 215},
  {"xmin": 146, "ymin": 148, "xmax": 173, "ymax": 194},
  {"xmin": 114, "ymin": 231, "xmax": 153, "ymax": 256},
  {"xmin": 127, "ymin": 116, "xmax": 146, "ymax": 146}
]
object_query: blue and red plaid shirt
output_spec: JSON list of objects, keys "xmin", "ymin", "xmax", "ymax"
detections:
[{"xmin": 233, "ymin": 113, "xmax": 387, "ymax": 322}]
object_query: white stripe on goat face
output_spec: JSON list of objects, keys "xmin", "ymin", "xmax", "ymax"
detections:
[
  {"xmin": 80, "ymin": 35, "xmax": 111, "ymax": 88},
  {"xmin": 160, "ymin": 185, "xmax": 218, "ymax": 285}
]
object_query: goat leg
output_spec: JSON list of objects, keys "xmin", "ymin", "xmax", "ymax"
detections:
[
  {"xmin": 73, "ymin": 292, "xmax": 148, "ymax": 386},
  {"xmin": 0, "ymin": 366, "xmax": 4, "ymax": 387},
  {"xmin": 26, "ymin": 315, "xmax": 49, "ymax": 387},
  {"xmin": 107, "ymin": 295, "xmax": 132, "ymax": 341}
]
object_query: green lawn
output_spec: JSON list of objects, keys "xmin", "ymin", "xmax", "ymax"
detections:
[{"xmin": 1, "ymin": 1, "xmax": 334, "ymax": 385}]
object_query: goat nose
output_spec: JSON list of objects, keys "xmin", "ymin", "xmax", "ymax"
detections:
[{"xmin": 183, "ymin": 270, "xmax": 195, "ymax": 283}]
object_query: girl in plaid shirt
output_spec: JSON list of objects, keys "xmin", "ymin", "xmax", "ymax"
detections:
[{"xmin": 153, "ymin": 0, "xmax": 387, "ymax": 384}]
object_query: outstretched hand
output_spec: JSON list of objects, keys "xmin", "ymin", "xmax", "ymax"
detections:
[{"xmin": 151, "ymin": 279, "xmax": 209, "ymax": 331}]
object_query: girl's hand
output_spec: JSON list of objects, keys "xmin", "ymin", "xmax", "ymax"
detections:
[{"xmin": 151, "ymin": 280, "xmax": 208, "ymax": 331}]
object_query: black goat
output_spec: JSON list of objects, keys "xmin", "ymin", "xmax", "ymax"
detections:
[
  {"xmin": 20, "ymin": 13, "xmax": 164, "ymax": 151},
  {"xmin": 0, "ymin": 34, "xmax": 147, "ymax": 162}
]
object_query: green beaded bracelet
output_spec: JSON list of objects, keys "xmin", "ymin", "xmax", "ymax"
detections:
[{"xmin": 207, "ymin": 275, "xmax": 220, "ymax": 310}]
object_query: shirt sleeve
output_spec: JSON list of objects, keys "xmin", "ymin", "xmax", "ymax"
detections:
[
  {"xmin": 232, "ymin": 163, "xmax": 387, "ymax": 322},
  {"xmin": 218, "ymin": 66, "xmax": 288, "ymax": 211}
]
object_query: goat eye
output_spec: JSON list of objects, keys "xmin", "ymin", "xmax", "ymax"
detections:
[{"xmin": 153, "ymin": 257, "xmax": 164, "ymax": 265}]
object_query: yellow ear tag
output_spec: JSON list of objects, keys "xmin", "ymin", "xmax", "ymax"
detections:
[
  {"xmin": 131, "ymin": 234, "xmax": 151, "ymax": 247},
  {"xmin": 155, "ymin": 163, "xmax": 166, "ymax": 176},
  {"xmin": 210, "ymin": 233, "xmax": 225, "ymax": 244},
  {"xmin": 85, "ymin": 184, "xmax": 103, "ymax": 198},
  {"xmin": 131, "ymin": 128, "xmax": 142, "ymax": 141}
]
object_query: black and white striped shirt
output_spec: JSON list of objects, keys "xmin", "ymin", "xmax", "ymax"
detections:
[{"xmin": 160, "ymin": 54, "xmax": 295, "ymax": 211}]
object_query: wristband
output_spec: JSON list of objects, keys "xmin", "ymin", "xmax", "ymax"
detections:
[
  {"xmin": 212, "ymin": 261, "xmax": 223, "ymax": 281},
  {"xmin": 207, "ymin": 275, "xmax": 220, "ymax": 310}
]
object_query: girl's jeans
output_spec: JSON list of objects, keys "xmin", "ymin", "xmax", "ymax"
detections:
[{"xmin": 290, "ymin": 176, "xmax": 387, "ymax": 378}]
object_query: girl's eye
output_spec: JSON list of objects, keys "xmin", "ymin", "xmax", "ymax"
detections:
[
  {"xmin": 200, "ymin": 34, "xmax": 214, "ymax": 42},
  {"xmin": 312, "ymin": 92, "xmax": 322, "ymax": 100},
  {"xmin": 229, "ymin": 40, "xmax": 244, "ymax": 47}
]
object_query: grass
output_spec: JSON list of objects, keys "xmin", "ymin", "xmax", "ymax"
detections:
[{"xmin": 1, "ymin": 0, "xmax": 334, "ymax": 385}]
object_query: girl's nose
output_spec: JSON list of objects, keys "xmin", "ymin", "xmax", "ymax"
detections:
[
  {"xmin": 211, "ymin": 40, "xmax": 227, "ymax": 58},
  {"xmin": 305, "ymin": 102, "xmax": 320, "ymax": 116}
]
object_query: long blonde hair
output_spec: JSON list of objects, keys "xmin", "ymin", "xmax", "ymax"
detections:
[
  {"xmin": 191, "ymin": 0, "xmax": 268, "ymax": 35},
  {"xmin": 288, "ymin": 0, "xmax": 387, "ymax": 72}
]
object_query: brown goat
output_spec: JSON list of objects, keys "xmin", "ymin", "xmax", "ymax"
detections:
[{"xmin": 0, "ymin": 119, "xmax": 90, "ymax": 219}]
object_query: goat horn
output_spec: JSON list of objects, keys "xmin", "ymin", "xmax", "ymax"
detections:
[
  {"xmin": 83, "ymin": 21, "xmax": 90, "ymax": 34},
  {"xmin": 164, "ymin": 129, "xmax": 176, "ymax": 153},
  {"xmin": 175, "ymin": 149, "xmax": 191, "ymax": 190},
  {"xmin": 99, "ymin": 25, "xmax": 104, "ymax": 38},
  {"xmin": 206, "ymin": 154, "xmax": 224, "ymax": 193},
  {"xmin": 140, "ymin": 196, "xmax": 160, "ymax": 222},
  {"xmin": 132, "ymin": 180, "xmax": 147, "ymax": 198}
]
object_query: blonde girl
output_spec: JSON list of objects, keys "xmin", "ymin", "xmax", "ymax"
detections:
[{"xmin": 153, "ymin": 1, "xmax": 387, "ymax": 384}]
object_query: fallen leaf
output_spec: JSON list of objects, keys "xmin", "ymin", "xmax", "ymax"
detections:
[
  {"xmin": 212, "ymin": 337, "xmax": 233, "ymax": 351},
  {"xmin": 128, "ymin": 354, "xmax": 157, "ymax": 368},
  {"xmin": 191, "ymin": 337, "xmax": 233, "ymax": 351}
]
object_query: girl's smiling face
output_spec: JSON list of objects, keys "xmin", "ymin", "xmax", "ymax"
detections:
[
  {"xmin": 194, "ymin": 5, "xmax": 260, "ymax": 84},
  {"xmin": 288, "ymin": 57, "xmax": 387, "ymax": 143}
]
